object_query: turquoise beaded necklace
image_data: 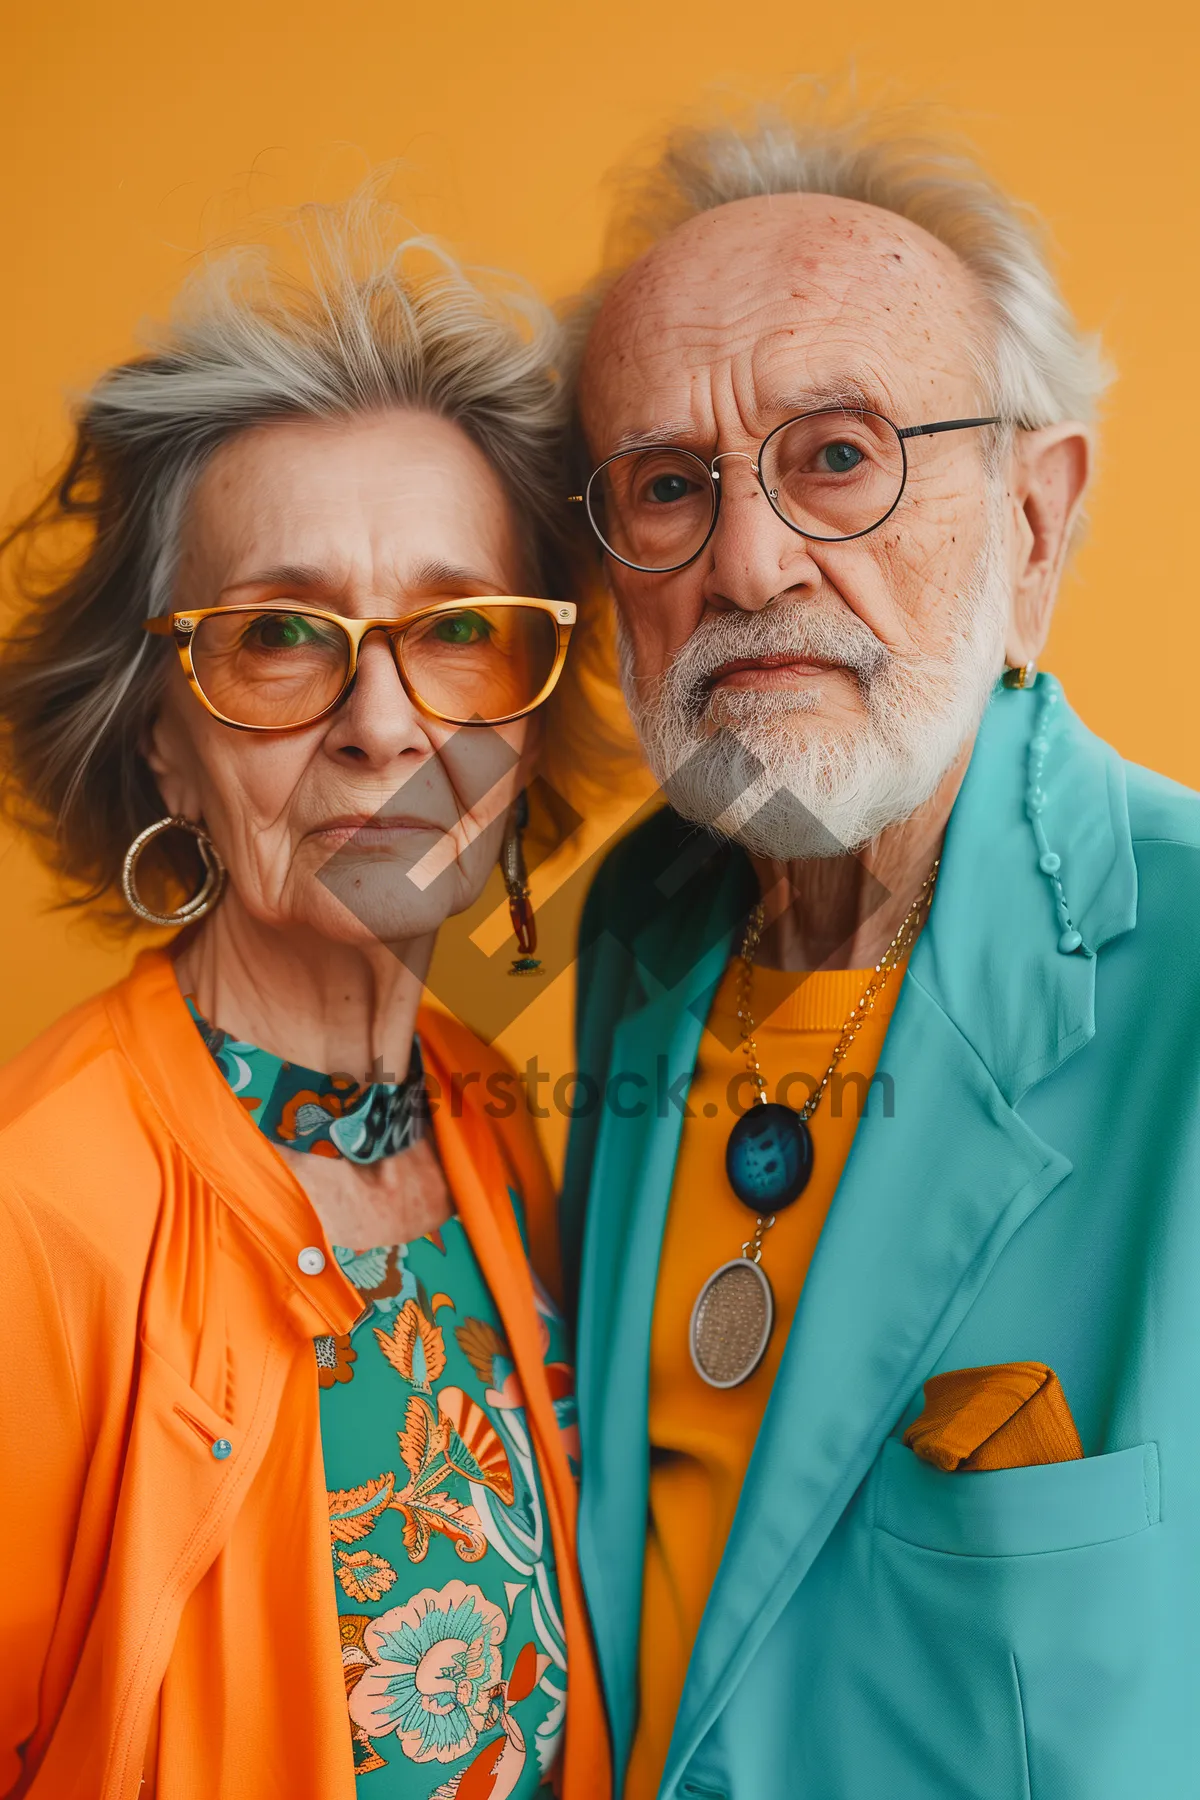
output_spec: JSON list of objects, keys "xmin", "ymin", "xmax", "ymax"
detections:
[{"xmin": 1025, "ymin": 674, "xmax": 1089, "ymax": 957}]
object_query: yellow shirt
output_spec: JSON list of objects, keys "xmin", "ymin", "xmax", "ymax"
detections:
[{"xmin": 625, "ymin": 959, "xmax": 904, "ymax": 1800}]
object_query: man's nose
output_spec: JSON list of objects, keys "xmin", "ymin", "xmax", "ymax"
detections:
[{"xmin": 702, "ymin": 456, "xmax": 820, "ymax": 612}]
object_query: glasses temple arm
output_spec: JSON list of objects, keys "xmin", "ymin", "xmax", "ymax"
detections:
[{"xmin": 897, "ymin": 416, "xmax": 1003, "ymax": 440}]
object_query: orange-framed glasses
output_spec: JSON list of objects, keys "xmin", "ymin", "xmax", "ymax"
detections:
[{"xmin": 143, "ymin": 596, "xmax": 576, "ymax": 732}]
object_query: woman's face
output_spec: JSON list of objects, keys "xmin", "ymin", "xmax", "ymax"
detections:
[{"xmin": 148, "ymin": 410, "xmax": 541, "ymax": 949}]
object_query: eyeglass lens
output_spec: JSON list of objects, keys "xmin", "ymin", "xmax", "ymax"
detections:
[
  {"xmin": 587, "ymin": 410, "xmax": 907, "ymax": 570},
  {"xmin": 188, "ymin": 604, "xmax": 560, "ymax": 728}
]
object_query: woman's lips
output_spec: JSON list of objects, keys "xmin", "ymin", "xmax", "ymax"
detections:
[{"xmin": 311, "ymin": 814, "xmax": 442, "ymax": 845}]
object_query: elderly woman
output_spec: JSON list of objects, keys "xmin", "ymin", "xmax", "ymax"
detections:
[{"xmin": 0, "ymin": 208, "xmax": 609, "ymax": 1800}]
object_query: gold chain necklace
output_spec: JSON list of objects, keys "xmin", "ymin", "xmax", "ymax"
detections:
[{"xmin": 688, "ymin": 856, "xmax": 941, "ymax": 1390}]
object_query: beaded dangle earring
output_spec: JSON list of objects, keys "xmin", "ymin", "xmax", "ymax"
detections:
[{"xmin": 501, "ymin": 790, "xmax": 542, "ymax": 976}]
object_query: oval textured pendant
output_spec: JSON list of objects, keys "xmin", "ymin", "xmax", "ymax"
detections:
[
  {"xmin": 725, "ymin": 1102, "xmax": 813, "ymax": 1212},
  {"xmin": 689, "ymin": 1258, "xmax": 774, "ymax": 1389}
]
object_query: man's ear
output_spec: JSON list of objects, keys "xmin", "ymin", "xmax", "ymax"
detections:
[{"xmin": 1005, "ymin": 423, "xmax": 1092, "ymax": 666}]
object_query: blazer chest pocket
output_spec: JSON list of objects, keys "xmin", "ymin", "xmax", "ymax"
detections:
[{"xmin": 872, "ymin": 1434, "xmax": 1160, "ymax": 1556}]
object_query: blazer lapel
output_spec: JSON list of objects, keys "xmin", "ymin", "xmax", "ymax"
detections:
[
  {"xmin": 574, "ymin": 823, "xmax": 757, "ymax": 1758},
  {"xmin": 661, "ymin": 680, "xmax": 1139, "ymax": 1791},
  {"xmin": 662, "ymin": 978, "xmax": 1072, "ymax": 1789},
  {"xmin": 575, "ymin": 958, "xmax": 722, "ymax": 1764}
]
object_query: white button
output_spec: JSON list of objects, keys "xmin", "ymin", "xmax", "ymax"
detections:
[{"xmin": 297, "ymin": 1245, "xmax": 326, "ymax": 1276}]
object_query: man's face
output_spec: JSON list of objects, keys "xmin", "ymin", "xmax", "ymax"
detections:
[{"xmin": 578, "ymin": 192, "xmax": 1013, "ymax": 857}]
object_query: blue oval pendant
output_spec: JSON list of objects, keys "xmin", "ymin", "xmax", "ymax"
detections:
[{"xmin": 725, "ymin": 1103, "xmax": 813, "ymax": 1212}]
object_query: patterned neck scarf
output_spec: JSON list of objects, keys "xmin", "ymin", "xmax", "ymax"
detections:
[{"xmin": 186, "ymin": 996, "xmax": 427, "ymax": 1164}]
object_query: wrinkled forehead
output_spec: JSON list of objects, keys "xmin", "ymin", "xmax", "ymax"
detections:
[
  {"xmin": 579, "ymin": 192, "xmax": 989, "ymax": 453},
  {"xmin": 179, "ymin": 411, "xmax": 524, "ymax": 592}
]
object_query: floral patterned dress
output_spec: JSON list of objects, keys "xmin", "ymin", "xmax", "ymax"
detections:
[
  {"xmin": 320, "ymin": 1227, "xmax": 576, "ymax": 1796},
  {"xmin": 188, "ymin": 1003, "xmax": 576, "ymax": 1797}
]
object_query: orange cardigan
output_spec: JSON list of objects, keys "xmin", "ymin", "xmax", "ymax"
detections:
[{"xmin": 0, "ymin": 950, "xmax": 610, "ymax": 1800}]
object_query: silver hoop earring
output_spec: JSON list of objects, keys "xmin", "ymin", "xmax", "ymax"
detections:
[
  {"xmin": 121, "ymin": 815, "xmax": 227, "ymax": 927},
  {"xmin": 1002, "ymin": 662, "xmax": 1038, "ymax": 690}
]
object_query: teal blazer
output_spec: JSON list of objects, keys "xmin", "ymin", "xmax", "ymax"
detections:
[{"xmin": 561, "ymin": 680, "xmax": 1200, "ymax": 1800}]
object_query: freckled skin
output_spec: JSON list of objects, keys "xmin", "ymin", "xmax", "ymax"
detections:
[
  {"xmin": 580, "ymin": 192, "xmax": 995, "ymax": 731},
  {"xmin": 579, "ymin": 192, "xmax": 1090, "ymax": 968}
]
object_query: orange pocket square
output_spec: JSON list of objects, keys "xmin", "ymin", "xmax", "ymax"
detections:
[{"xmin": 903, "ymin": 1361, "xmax": 1084, "ymax": 1472}]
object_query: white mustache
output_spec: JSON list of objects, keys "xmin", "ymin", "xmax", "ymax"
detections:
[
  {"xmin": 655, "ymin": 604, "xmax": 893, "ymax": 720},
  {"xmin": 618, "ymin": 486, "xmax": 1011, "ymax": 861}
]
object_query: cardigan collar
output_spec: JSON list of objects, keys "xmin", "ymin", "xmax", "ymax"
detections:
[{"xmin": 105, "ymin": 951, "xmax": 363, "ymax": 1340}]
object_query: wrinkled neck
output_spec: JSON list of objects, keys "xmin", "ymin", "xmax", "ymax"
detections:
[
  {"xmin": 750, "ymin": 745, "xmax": 971, "ymax": 971},
  {"xmin": 172, "ymin": 892, "xmax": 433, "ymax": 1083}
]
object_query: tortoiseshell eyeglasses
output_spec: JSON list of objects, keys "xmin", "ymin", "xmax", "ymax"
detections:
[{"xmin": 144, "ymin": 596, "xmax": 576, "ymax": 731}]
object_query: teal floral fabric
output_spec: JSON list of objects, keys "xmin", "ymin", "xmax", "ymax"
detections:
[
  {"xmin": 191, "ymin": 1008, "xmax": 576, "ymax": 1796},
  {"xmin": 320, "ymin": 1224, "xmax": 576, "ymax": 1795},
  {"xmin": 185, "ymin": 996, "xmax": 426, "ymax": 1162}
]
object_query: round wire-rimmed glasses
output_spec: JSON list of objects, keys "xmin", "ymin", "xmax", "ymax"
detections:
[
  {"xmin": 143, "ymin": 596, "xmax": 576, "ymax": 732},
  {"xmin": 576, "ymin": 408, "xmax": 1001, "ymax": 573}
]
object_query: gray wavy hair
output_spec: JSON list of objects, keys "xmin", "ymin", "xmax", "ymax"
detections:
[
  {"xmin": 569, "ymin": 102, "xmax": 1110, "ymax": 438},
  {"xmin": 0, "ymin": 196, "xmax": 615, "ymax": 913}
]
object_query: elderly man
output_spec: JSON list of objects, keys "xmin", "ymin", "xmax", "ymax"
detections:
[{"xmin": 560, "ymin": 113, "xmax": 1200, "ymax": 1800}]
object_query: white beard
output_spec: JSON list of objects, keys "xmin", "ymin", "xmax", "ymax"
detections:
[{"xmin": 618, "ymin": 506, "xmax": 1010, "ymax": 861}]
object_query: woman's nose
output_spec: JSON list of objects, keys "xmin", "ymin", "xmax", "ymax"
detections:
[{"xmin": 324, "ymin": 630, "xmax": 430, "ymax": 763}]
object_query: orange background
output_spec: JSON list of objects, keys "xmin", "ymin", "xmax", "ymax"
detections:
[{"xmin": 2, "ymin": 2, "xmax": 1196, "ymax": 1167}]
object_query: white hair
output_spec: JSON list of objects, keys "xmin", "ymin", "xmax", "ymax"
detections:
[
  {"xmin": 582, "ymin": 103, "xmax": 1102, "ymax": 859},
  {"xmin": 98, "ymin": 205, "xmax": 569, "ymax": 616},
  {"xmin": 572, "ymin": 103, "xmax": 1111, "ymax": 432},
  {"xmin": 0, "ymin": 193, "xmax": 582, "ymax": 907}
]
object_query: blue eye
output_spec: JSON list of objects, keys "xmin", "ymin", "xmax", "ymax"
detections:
[
  {"xmin": 649, "ymin": 473, "xmax": 693, "ymax": 504},
  {"xmin": 820, "ymin": 442, "xmax": 865, "ymax": 474}
]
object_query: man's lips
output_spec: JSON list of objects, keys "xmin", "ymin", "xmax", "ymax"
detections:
[{"xmin": 706, "ymin": 653, "xmax": 846, "ymax": 689}]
